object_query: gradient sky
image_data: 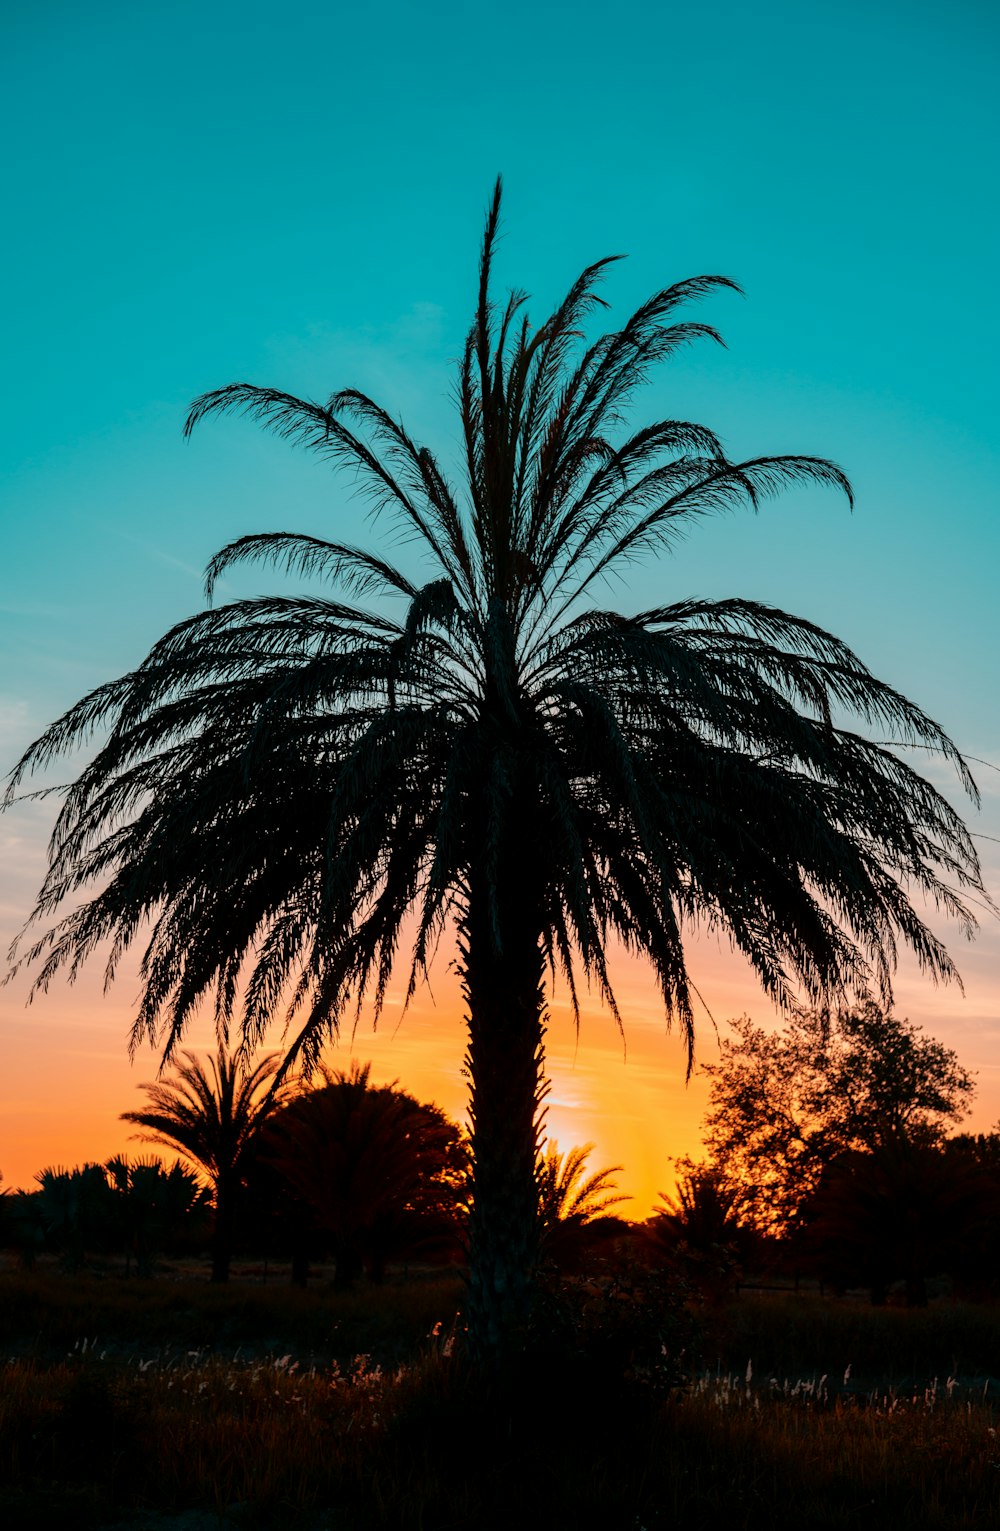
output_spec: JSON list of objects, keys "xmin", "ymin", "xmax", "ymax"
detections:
[{"xmin": 2, "ymin": 0, "xmax": 998, "ymax": 1213}]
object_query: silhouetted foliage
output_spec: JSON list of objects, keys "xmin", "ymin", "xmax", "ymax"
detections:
[
  {"xmin": 104, "ymin": 1155, "xmax": 208, "ymax": 1277},
  {"xmin": 940, "ymin": 1131, "xmax": 1000, "ymax": 1296},
  {"xmin": 121, "ymin": 1047, "xmax": 291, "ymax": 1281},
  {"xmin": 21, "ymin": 1158, "xmax": 206, "ymax": 1274},
  {"xmin": 650, "ymin": 1158, "xmax": 757, "ymax": 1298},
  {"xmin": 536, "ymin": 1140, "xmax": 629, "ymax": 1269},
  {"xmin": 801, "ymin": 1139, "xmax": 991, "ymax": 1305},
  {"xmin": 259, "ymin": 1062, "xmax": 466, "ymax": 1288},
  {"xmin": 6, "ymin": 181, "xmax": 986, "ymax": 1355},
  {"xmin": 526, "ymin": 1264, "xmax": 699, "ymax": 1401},
  {"xmin": 33, "ymin": 1164, "xmax": 113, "ymax": 1272},
  {"xmin": 3, "ymin": 1189, "xmax": 46, "ymax": 1270},
  {"xmin": 701, "ymin": 1003, "xmax": 975, "ymax": 1236}
]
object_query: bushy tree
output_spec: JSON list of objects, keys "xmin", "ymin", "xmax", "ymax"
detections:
[
  {"xmin": 259, "ymin": 1062, "xmax": 466, "ymax": 1287},
  {"xmin": 802, "ymin": 1139, "xmax": 995, "ymax": 1305},
  {"xmin": 6, "ymin": 182, "xmax": 985, "ymax": 1354},
  {"xmin": 701, "ymin": 1002, "xmax": 975, "ymax": 1235}
]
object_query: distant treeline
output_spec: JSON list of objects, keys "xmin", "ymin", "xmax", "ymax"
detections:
[{"xmin": 4, "ymin": 1004, "xmax": 998, "ymax": 1305}]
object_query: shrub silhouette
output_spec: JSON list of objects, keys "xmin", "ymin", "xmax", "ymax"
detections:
[{"xmin": 259, "ymin": 1062, "xmax": 466, "ymax": 1288}]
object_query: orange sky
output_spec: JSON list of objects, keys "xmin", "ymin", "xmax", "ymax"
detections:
[
  {"xmin": 3, "ymin": 733, "xmax": 999, "ymax": 1218},
  {"xmin": 3, "ymin": 866, "xmax": 998, "ymax": 1218}
]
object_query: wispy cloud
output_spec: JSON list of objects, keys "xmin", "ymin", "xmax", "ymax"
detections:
[{"xmin": 93, "ymin": 524, "xmax": 207, "ymax": 586}]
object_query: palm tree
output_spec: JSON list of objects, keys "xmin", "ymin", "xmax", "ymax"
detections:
[
  {"xmin": 120, "ymin": 1047, "xmax": 288, "ymax": 1281},
  {"xmin": 104, "ymin": 1155, "xmax": 208, "ymax": 1277},
  {"xmin": 33, "ymin": 1163, "xmax": 113, "ymax": 1273},
  {"xmin": 5, "ymin": 180, "xmax": 985, "ymax": 1355},
  {"xmin": 538, "ymin": 1142, "xmax": 627, "ymax": 1228},
  {"xmin": 537, "ymin": 1141, "xmax": 628, "ymax": 1269},
  {"xmin": 651, "ymin": 1160, "xmax": 755, "ymax": 1297}
]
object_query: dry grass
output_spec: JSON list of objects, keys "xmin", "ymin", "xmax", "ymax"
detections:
[{"xmin": 2, "ymin": 1272, "xmax": 1000, "ymax": 1529}]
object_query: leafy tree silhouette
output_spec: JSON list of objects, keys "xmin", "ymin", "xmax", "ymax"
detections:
[
  {"xmin": 801, "ymin": 1139, "xmax": 990, "ymax": 1305},
  {"xmin": 5, "ymin": 181, "xmax": 986, "ymax": 1355},
  {"xmin": 939, "ymin": 1131, "xmax": 1000, "ymax": 1297},
  {"xmin": 259, "ymin": 1061, "xmax": 466, "ymax": 1288},
  {"xmin": 701, "ymin": 1002, "xmax": 975, "ymax": 1237},
  {"xmin": 120, "ymin": 1047, "xmax": 290, "ymax": 1282}
]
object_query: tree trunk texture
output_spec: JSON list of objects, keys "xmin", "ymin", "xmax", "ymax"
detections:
[{"xmin": 461, "ymin": 862, "xmax": 547, "ymax": 1361}]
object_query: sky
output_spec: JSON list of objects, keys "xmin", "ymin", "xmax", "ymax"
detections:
[{"xmin": 1, "ymin": 0, "xmax": 998, "ymax": 1214}]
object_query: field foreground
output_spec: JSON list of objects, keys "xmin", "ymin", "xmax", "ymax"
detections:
[{"xmin": 2, "ymin": 1266, "xmax": 1000, "ymax": 1530}]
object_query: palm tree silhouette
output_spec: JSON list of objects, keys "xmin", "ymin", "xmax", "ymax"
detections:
[
  {"xmin": 538, "ymin": 1142, "xmax": 626, "ymax": 1227},
  {"xmin": 652, "ymin": 1160, "xmax": 755, "ymax": 1297},
  {"xmin": 537, "ymin": 1141, "xmax": 628, "ymax": 1269},
  {"xmin": 6, "ymin": 180, "xmax": 984, "ymax": 1354},
  {"xmin": 33, "ymin": 1163, "xmax": 112, "ymax": 1273},
  {"xmin": 104, "ymin": 1155, "xmax": 207, "ymax": 1278},
  {"xmin": 120, "ymin": 1048, "xmax": 288, "ymax": 1282}
]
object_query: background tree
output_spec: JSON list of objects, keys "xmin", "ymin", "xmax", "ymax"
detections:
[
  {"xmin": 104, "ymin": 1155, "xmax": 208, "ymax": 1277},
  {"xmin": 20, "ymin": 1158, "xmax": 205, "ymax": 1275},
  {"xmin": 801, "ymin": 1139, "xmax": 991, "ymax": 1306},
  {"xmin": 6, "ymin": 182, "xmax": 985, "ymax": 1356},
  {"xmin": 701, "ymin": 1002, "xmax": 975, "ymax": 1236},
  {"xmin": 260, "ymin": 1062, "xmax": 466, "ymax": 1288},
  {"xmin": 121, "ymin": 1047, "xmax": 289, "ymax": 1282},
  {"xmin": 537, "ymin": 1141, "xmax": 628, "ymax": 1269},
  {"xmin": 649, "ymin": 1159, "xmax": 756, "ymax": 1298},
  {"xmin": 938, "ymin": 1131, "xmax": 1000, "ymax": 1298},
  {"xmin": 32, "ymin": 1164, "xmax": 113, "ymax": 1273}
]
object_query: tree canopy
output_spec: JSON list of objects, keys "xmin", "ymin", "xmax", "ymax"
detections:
[
  {"xmin": 258, "ymin": 1061, "xmax": 466, "ymax": 1287},
  {"xmin": 701, "ymin": 1003, "xmax": 976, "ymax": 1235}
]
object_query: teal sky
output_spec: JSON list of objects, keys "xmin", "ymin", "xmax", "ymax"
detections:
[
  {"xmin": 1, "ymin": 0, "xmax": 998, "ymax": 1190},
  {"xmin": 4, "ymin": 0, "xmax": 997, "ymax": 732}
]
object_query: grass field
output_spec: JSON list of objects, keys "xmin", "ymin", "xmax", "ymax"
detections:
[{"xmin": 2, "ymin": 1262, "xmax": 999, "ymax": 1530}]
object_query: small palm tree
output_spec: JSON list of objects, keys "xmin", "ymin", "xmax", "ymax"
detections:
[
  {"xmin": 105, "ymin": 1155, "xmax": 208, "ymax": 1277},
  {"xmin": 537, "ymin": 1141, "xmax": 628, "ymax": 1268},
  {"xmin": 33, "ymin": 1163, "xmax": 113, "ymax": 1273},
  {"xmin": 6, "ymin": 180, "xmax": 985, "ymax": 1354},
  {"xmin": 121, "ymin": 1047, "xmax": 289, "ymax": 1281},
  {"xmin": 538, "ymin": 1141, "xmax": 627, "ymax": 1228},
  {"xmin": 652, "ymin": 1160, "xmax": 754, "ymax": 1296}
]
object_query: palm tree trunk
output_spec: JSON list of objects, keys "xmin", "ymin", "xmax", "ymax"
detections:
[{"xmin": 461, "ymin": 875, "xmax": 547, "ymax": 1360}]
